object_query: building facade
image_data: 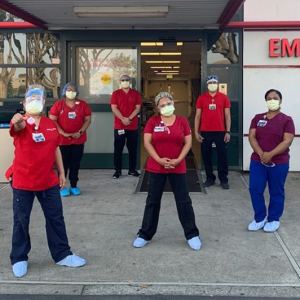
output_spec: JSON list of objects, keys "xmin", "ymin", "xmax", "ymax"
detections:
[{"xmin": 0, "ymin": 0, "xmax": 299, "ymax": 175}]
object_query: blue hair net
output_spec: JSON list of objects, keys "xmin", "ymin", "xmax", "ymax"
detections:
[
  {"xmin": 62, "ymin": 82, "xmax": 79, "ymax": 97},
  {"xmin": 206, "ymin": 75, "xmax": 219, "ymax": 83}
]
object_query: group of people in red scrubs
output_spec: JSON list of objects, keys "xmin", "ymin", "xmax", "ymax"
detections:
[{"xmin": 6, "ymin": 74, "xmax": 295, "ymax": 278}]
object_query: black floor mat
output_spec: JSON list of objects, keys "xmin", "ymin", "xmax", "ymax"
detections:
[{"xmin": 138, "ymin": 150, "xmax": 202, "ymax": 193}]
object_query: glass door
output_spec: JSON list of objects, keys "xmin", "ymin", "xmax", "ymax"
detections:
[{"xmin": 69, "ymin": 43, "xmax": 140, "ymax": 168}]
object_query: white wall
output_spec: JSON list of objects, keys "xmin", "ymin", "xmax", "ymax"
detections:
[
  {"xmin": 244, "ymin": 31, "xmax": 300, "ymax": 66},
  {"xmin": 244, "ymin": 0, "xmax": 300, "ymax": 21},
  {"xmin": 243, "ymin": 29, "xmax": 300, "ymax": 170}
]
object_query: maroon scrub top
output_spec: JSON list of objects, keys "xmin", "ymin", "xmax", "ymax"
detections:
[{"xmin": 250, "ymin": 112, "xmax": 295, "ymax": 164}]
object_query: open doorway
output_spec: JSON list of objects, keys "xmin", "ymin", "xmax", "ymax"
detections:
[{"xmin": 140, "ymin": 41, "xmax": 202, "ymax": 170}]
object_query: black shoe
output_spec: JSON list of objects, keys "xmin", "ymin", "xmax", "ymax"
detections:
[
  {"xmin": 113, "ymin": 170, "xmax": 122, "ymax": 179},
  {"xmin": 128, "ymin": 170, "xmax": 141, "ymax": 177},
  {"xmin": 220, "ymin": 182, "xmax": 230, "ymax": 189},
  {"xmin": 203, "ymin": 180, "xmax": 215, "ymax": 187}
]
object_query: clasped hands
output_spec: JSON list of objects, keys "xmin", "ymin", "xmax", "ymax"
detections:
[
  {"xmin": 259, "ymin": 151, "xmax": 273, "ymax": 164},
  {"xmin": 122, "ymin": 117, "xmax": 131, "ymax": 126},
  {"xmin": 158, "ymin": 157, "xmax": 180, "ymax": 169},
  {"xmin": 63, "ymin": 132, "xmax": 81, "ymax": 139}
]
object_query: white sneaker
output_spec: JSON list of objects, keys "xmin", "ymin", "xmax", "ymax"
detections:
[
  {"xmin": 187, "ymin": 236, "xmax": 202, "ymax": 250},
  {"xmin": 133, "ymin": 237, "xmax": 149, "ymax": 248},
  {"xmin": 264, "ymin": 221, "xmax": 280, "ymax": 232},
  {"xmin": 12, "ymin": 261, "xmax": 28, "ymax": 278},
  {"xmin": 248, "ymin": 218, "xmax": 267, "ymax": 231}
]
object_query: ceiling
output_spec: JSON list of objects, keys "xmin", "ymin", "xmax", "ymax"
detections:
[
  {"xmin": 4, "ymin": 0, "xmax": 233, "ymax": 30},
  {"xmin": 141, "ymin": 42, "xmax": 201, "ymax": 78}
]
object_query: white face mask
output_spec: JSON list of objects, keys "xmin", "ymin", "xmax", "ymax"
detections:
[
  {"xmin": 66, "ymin": 91, "xmax": 77, "ymax": 100},
  {"xmin": 25, "ymin": 100, "xmax": 44, "ymax": 115},
  {"xmin": 160, "ymin": 105, "xmax": 175, "ymax": 117},
  {"xmin": 208, "ymin": 84, "xmax": 218, "ymax": 92},
  {"xmin": 266, "ymin": 99, "xmax": 280, "ymax": 111},
  {"xmin": 120, "ymin": 81, "xmax": 130, "ymax": 89}
]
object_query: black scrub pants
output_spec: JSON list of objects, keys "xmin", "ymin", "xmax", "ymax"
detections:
[
  {"xmin": 201, "ymin": 131, "xmax": 229, "ymax": 184},
  {"xmin": 60, "ymin": 144, "xmax": 84, "ymax": 188},
  {"xmin": 10, "ymin": 185, "xmax": 72, "ymax": 265},
  {"xmin": 138, "ymin": 172, "xmax": 199, "ymax": 241},
  {"xmin": 114, "ymin": 129, "xmax": 138, "ymax": 171}
]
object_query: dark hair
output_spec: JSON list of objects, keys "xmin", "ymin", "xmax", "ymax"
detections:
[{"xmin": 264, "ymin": 89, "xmax": 282, "ymax": 100}]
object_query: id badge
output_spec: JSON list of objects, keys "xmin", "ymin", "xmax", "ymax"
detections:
[
  {"xmin": 154, "ymin": 126, "xmax": 165, "ymax": 132},
  {"xmin": 257, "ymin": 120, "xmax": 267, "ymax": 127},
  {"xmin": 32, "ymin": 133, "xmax": 45, "ymax": 143},
  {"xmin": 209, "ymin": 104, "xmax": 216, "ymax": 110},
  {"xmin": 68, "ymin": 111, "xmax": 76, "ymax": 119},
  {"xmin": 118, "ymin": 129, "xmax": 125, "ymax": 135}
]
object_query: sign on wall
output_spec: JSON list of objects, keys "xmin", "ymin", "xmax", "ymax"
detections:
[{"xmin": 269, "ymin": 38, "xmax": 300, "ymax": 57}]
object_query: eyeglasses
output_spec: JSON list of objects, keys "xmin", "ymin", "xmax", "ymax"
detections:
[
  {"xmin": 158, "ymin": 101, "xmax": 173, "ymax": 109},
  {"xmin": 66, "ymin": 89, "xmax": 76, "ymax": 92},
  {"xmin": 120, "ymin": 79, "xmax": 130, "ymax": 82}
]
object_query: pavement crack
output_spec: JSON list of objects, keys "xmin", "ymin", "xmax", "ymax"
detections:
[
  {"xmin": 274, "ymin": 231, "xmax": 300, "ymax": 279},
  {"xmin": 80, "ymin": 284, "xmax": 86, "ymax": 295}
]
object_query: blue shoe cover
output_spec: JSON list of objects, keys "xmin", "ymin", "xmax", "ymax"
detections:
[
  {"xmin": 248, "ymin": 218, "xmax": 267, "ymax": 231},
  {"xmin": 133, "ymin": 237, "xmax": 149, "ymax": 248},
  {"xmin": 187, "ymin": 236, "xmax": 202, "ymax": 250},
  {"xmin": 264, "ymin": 221, "xmax": 280, "ymax": 232},
  {"xmin": 12, "ymin": 261, "xmax": 28, "ymax": 278},
  {"xmin": 56, "ymin": 254, "xmax": 86, "ymax": 267},
  {"xmin": 60, "ymin": 188, "xmax": 70, "ymax": 197},
  {"xmin": 70, "ymin": 187, "xmax": 81, "ymax": 196}
]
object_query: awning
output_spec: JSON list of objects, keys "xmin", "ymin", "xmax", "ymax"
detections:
[{"xmin": 0, "ymin": 0, "xmax": 245, "ymax": 30}]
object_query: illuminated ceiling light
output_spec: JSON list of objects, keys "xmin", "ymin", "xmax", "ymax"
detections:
[
  {"xmin": 160, "ymin": 52, "xmax": 182, "ymax": 55},
  {"xmin": 145, "ymin": 61, "xmax": 181, "ymax": 63},
  {"xmin": 141, "ymin": 53, "xmax": 160, "ymax": 56},
  {"xmin": 74, "ymin": 6, "xmax": 169, "ymax": 18},
  {"xmin": 141, "ymin": 42, "xmax": 164, "ymax": 46},
  {"xmin": 177, "ymin": 42, "xmax": 183, "ymax": 46},
  {"xmin": 141, "ymin": 53, "xmax": 181, "ymax": 56},
  {"xmin": 173, "ymin": 66, "xmax": 180, "ymax": 69},
  {"xmin": 156, "ymin": 73, "xmax": 179, "ymax": 75},
  {"xmin": 161, "ymin": 70, "xmax": 179, "ymax": 73},
  {"xmin": 150, "ymin": 66, "xmax": 172, "ymax": 69},
  {"xmin": 153, "ymin": 70, "xmax": 158, "ymax": 72}
]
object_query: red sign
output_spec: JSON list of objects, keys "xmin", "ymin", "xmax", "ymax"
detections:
[{"xmin": 269, "ymin": 39, "xmax": 300, "ymax": 57}]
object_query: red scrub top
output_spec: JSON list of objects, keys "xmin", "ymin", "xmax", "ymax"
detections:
[
  {"xmin": 110, "ymin": 89, "xmax": 142, "ymax": 130},
  {"xmin": 49, "ymin": 99, "xmax": 92, "ymax": 145},
  {"xmin": 5, "ymin": 116, "xmax": 61, "ymax": 191},
  {"xmin": 144, "ymin": 115, "xmax": 191, "ymax": 174},
  {"xmin": 250, "ymin": 112, "xmax": 295, "ymax": 164},
  {"xmin": 196, "ymin": 91, "xmax": 231, "ymax": 131}
]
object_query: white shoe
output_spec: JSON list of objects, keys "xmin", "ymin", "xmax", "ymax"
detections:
[
  {"xmin": 56, "ymin": 254, "xmax": 86, "ymax": 267},
  {"xmin": 187, "ymin": 236, "xmax": 202, "ymax": 250},
  {"xmin": 12, "ymin": 261, "xmax": 28, "ymax": 278},
  {"xmin": 133, "ymin": 237, "xmax": 149, "ymax": 248},
  {"xmin": 248, "ymin": 218, "xmax": 267, "ymax": 231},
  {"xmin": 264, "ymin": 221, "xmax": 280, "ymax": 232}
]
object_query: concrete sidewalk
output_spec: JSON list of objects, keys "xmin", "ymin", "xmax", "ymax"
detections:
[{"xmin": 1, "ymin": 170, "xmax": 300, "ymax": 298}]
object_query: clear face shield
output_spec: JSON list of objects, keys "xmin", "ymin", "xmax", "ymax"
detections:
[{"xmin": 24, "ymin": 85, "xmax": 46, "ymax": 115}]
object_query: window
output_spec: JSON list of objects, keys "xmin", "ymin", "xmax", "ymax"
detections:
[
  {"xmin": 207, "ymin": 32, "xmax": 239, "ymax": 65},
  {"xmin": 0, "ymin": 17, "xmax": 61, "ymax": 101}
]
